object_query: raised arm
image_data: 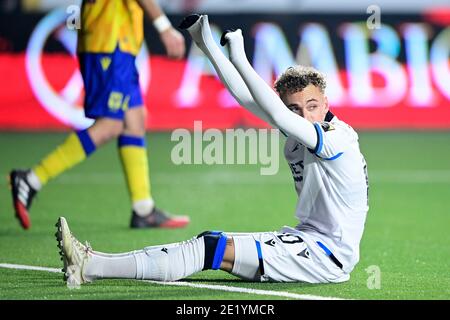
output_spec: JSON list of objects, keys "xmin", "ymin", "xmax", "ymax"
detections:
[
  {"xmin": 223, "ymin": 29, "xmax": 317, "ymax": 149},
  {"xmin": 179, "ymin": 14, "xmax": 274, "ymax": 126}
]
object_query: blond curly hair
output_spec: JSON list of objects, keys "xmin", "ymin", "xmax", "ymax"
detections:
[{"xmin": 274, "ymin": 66, "xmax": 326, "ymax": 97}]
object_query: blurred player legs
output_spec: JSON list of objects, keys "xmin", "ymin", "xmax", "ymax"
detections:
[
  {"xmin": 9, "ymin": 0, "xmax": 189, "ymax": 230},
  {"xmin": 10, "ymin": 105, "xmax": 188, "ymax": 229}
]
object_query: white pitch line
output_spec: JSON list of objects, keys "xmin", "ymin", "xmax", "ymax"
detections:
[
  {"xmin": 144, "ymin": 280, "xmax": 343, "ymax": 300},
  {"xmin": 0, "ymin": 263, "xmax": 343, "ymax": 300},
  {"xmin": 0, "ymin": 263, "xmax": 61, "ymax": 273}
]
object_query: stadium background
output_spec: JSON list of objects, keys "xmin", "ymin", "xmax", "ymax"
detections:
[{"xmin": 0, "ymin": 0, "xmax": 449, "ymax": 300}]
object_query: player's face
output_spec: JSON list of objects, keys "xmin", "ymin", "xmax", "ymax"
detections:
[{"xmin": 282, "ymin": 85, "xmax": 329, "ymax": 123}]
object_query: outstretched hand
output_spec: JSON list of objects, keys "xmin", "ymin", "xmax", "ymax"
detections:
[
  {"xmin": 160, "ymin": 27, "xmax": 186, "ymax": 60},
  {"xmin": 223, "ymin": 29, "xmax": 246, "ymax": 65}
]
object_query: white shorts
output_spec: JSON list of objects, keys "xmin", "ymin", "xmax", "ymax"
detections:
[{"xmin": 228, "ymin": 227, "xmax": 350, "ymax": 283}]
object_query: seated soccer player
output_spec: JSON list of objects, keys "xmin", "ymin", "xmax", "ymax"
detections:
[
  {"xmin": 9, "ymin": 0, "xmax": 189, "ymax": 229},
  {"xmin": 55, "ymin": 14, "xmax": 369, "ymax": 285}
]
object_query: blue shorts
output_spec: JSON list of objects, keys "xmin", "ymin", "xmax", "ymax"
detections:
[{"xmin": 78, "ymin": 46, "xmax": 143, "ymax": 120}]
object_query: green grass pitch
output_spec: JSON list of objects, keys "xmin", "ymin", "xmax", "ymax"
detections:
[{"xmin": 0, "ymin": 131, "xmax": 449, "ymax": 300}]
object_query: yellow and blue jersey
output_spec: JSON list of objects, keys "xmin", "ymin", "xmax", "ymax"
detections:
[
  {"xmin": 77, "ymin": 0, "xmax": 145, "ymax": 120},
  {"xmin": 77, "ymin": 0, "xmax": 144, "ymax": 56}
]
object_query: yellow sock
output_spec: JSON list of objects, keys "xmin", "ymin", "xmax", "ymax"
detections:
[
  {"xmin": 118, "ymin": 135, "xmax": 152, "ymax": 204},
  {"xmin": 33, "ymin": 130, "xmax": 96, "ymax": 185}
]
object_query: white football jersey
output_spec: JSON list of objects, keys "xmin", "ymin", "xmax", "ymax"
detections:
[{"xmin": 284, "ymin": 113, "xmax": 369, "ymax": 274}]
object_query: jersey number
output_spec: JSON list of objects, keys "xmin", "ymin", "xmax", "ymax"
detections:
[{"xmin": 277, "ymin": 234, "xmax": 303, "ymax": 244}]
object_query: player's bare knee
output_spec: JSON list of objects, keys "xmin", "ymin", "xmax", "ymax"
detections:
[
  {"xmin": 113, "ymin": 125, "xmax": 125, "ymax": 139},
  {"xmin": 123, "ymin": 106, "xmax": 146, "ymax": 137},
  {"xmin": 141, "ymin": 107, "xmax": 148, "ymax": 120},
  {"xmin": 122, "ymin": 124, "xmax": 146, "ymax": 137},
  {"xmin": 104, "ymin": 121, "xmax": 124, "ymax": 141},
  {"xmin": 220, "ymin": 237, "xmax": 235, "ymax": 272},
  {"xmin": 88, "ymin": 119, "xmax": 123, "ymax": 145}
]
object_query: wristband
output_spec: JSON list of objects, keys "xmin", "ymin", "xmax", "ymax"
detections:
[{"xmin": 153, "ymin": 15, "xmax": 172, "ymax": 33}]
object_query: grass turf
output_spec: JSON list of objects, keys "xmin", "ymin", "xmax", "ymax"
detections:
[{"xmin": 0, "ymin": 131, "xmax": 449, "ymax": 300}]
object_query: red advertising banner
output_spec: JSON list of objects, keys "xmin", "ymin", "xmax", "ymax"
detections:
[
  {"xmin": 1, "ymin": 53, "xmax": 449, "ymax": 131},
  {"xmin": 0, "ymin": 10, "xmax": 449, "ymax": 131},
  {"xmin": 0, "ymin": 53, "xmax": 269, "ymax": 131}
]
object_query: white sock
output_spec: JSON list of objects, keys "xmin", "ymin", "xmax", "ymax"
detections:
[
  {"xmin": 26, "ymin": 170, "xmax": 42, "ymax": 191},
  {"xmin": 84, "ymin": 237, "xmax": 205, "ymax": 282},
  {"xmin": 84, "ymin": 252, "xmax": 137, "ymax": 280},
  {"xmin": 133, "ymin": 198, "xmax": 155, "ymax": 217},
  {"xmin": 139, "ymin": 236, "xmax": 205, "ymax": 281},
  {"xmin": 91, "ymin": 238, "xmax": 195, "ymax": 258}
]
